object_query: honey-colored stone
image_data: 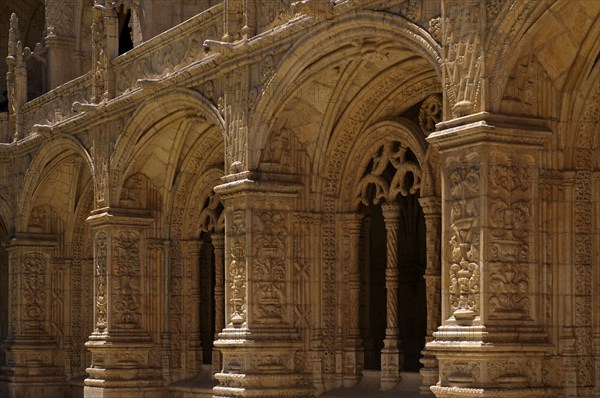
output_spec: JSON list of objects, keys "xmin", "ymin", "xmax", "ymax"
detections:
[{"xmin": 0, "ymin": 1, "xmax": 599, "ymax": 397}]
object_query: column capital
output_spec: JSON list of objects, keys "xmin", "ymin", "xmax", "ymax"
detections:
[
  {"xmin": 381, "ymin": 201, "xmax": 401, "ymax": 221},
  {"xmin": 214, "ymin": 172, "xmax": 301, "ymax": 202},
  {"xmin": 428, "ymin": 113, "xmax": 552, "ymax": 152},
  {"xmin": 86, "ymin": 206, "xmax": 153, "ymax": 228},
  {"xmin": 212, "ymin": 232, "xmax": 225, "ymax": 249},
  {"xmin": 419, "ymin": 196, "xmax": 441, "ymax": 216}
]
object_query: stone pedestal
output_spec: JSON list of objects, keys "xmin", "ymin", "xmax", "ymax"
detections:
[
  {"xmin": 84, "ymin": 208, "xmax": 163, "ymax": 398},
  {"xmin": 213, "ymin": 176, "xmax": 312, "ymax": 398},
  {"xmin": 0, "ymin": 235, "xmax": 65, "ymax": 398},
  {"xmin": 426, "ymin": 114, "xmax": 552, "ymax": 397}
]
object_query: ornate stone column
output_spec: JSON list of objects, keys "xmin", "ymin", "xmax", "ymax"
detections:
[
  {"xmin": 340, "ymin": 213, "xmax": 363, "ymax": 387},
  {"xmin": 427, "ymin": 114, "xmax": 552, "ymax": 397},
  {"xmin": 84, "ymin": 208, "xmax": 163, "ymax": 398},
  {"xmin": 212, "ymin": 233, "xmax": 225, "ymax": 375},
  {"xmin": 0, "ymin": 235, "xmax": 65, "ymax": 398},
  {"xmin": 381, "ymin": 202, "xmax": 402, "ymax": 391},
  {"xmin": 45, "ymin": 0, "xmax": 76, "ymax": 89},
  {"xmin": 185, "ymin": 240, "xmax": 203, "ymax": 373},
  {"xmin": 418, "ymin": 196, "xmax": 441, "ymax": 395},
  {"xmin": 213, "ymin": 176, "xmax": 312, "ymax": 398}
]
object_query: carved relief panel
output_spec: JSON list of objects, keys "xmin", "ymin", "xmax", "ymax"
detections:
[
  {"xmin": 486, "ymin": 152, "xmax": 536, "ymax": 321},
  {"xmin": 252, "ymin": 210, "xmax": 289, "ymax": 324},
  {"xmin": 21, "ymin": 252, "xmax": 49, "ymax": 334},
  {"xmin": 444, "ymin": 153, "xmax": 481, "ymax": 321},
  {"xmin": 225, "ymin": 208, "xmax": 247, "ymax": 327},
  {"xmin": 87, "ymin": 211, "xmax": 153, "ymax": 336}
]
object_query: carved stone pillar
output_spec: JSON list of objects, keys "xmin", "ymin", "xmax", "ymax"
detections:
[
  {"xmin": 185, "ymin": 240, "xmax": 203, "ymax": 372},
  {"xmin": 340, "ymin": 213, "xmax": 363, "ymax": 387},
  {"xmin": 213, "ymin": 177, "xmax": 312, "ymax": 398},
  {"xmin": 427, "ymin": 114, "xmax": 552, "ymax": 397},
  {"xmin": 45, "ymin": 34, "xmax": 75, "ymax": 90},
  {"xmin": 0, "ymin": 235, "xmax": 65, "ymax": 398},
  {"xmin": 84, "ymin": 208, "xmax": 163, "ymax": 398},
  {"xmin": 44, "ymin": 0, "xmax": 78, "ymax": 89},
  {"xmin": 6, "ymin": 14, "xmax": 27, "ymax": 141},
  {"xmin": 381, "ymin": 202, "xmax": 402, "ymax": 391},
  {"xmin": 418, "ymin": 197, "xmax": 441, "ymax": 395},
  {"xmin": 212, "ymin": 233, "xmax": 225, "ymax": 375}
]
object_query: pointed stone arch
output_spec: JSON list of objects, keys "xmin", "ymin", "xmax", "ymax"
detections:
[
  {"xmin": 17, "ymin": 134, "xmax": 93, "ymax": 232},
  {"xmin": 111, "ymin": 87, "xmax": 224, "ymax": 205},
  {"xmin": 249, "ymin": 9, "xmax": 442, "ymax": 170}
]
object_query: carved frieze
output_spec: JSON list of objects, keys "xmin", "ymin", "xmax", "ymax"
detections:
[
  {"xmin": 112, "ymin": 230, "xmax": 142, "ymax": 328},
  {"xmin": 95, "ymin": 231, "xmax": 108, "ymax": 332},
  {"xmin": 253, "ymin": 211, "xmax": 288, "ymax": 324},
  {"xmin": 446, "ymin": 157, "xmax": 480, "ymax": 318},
  {"xmin": 487, "ymin": 156, "xmax": 534, "ymax": 319},
  {"xmin": 22, "ymin": 253, "xmax": 47, "ymax": 333},
  {"xmin": 228, "ymin": 210, "xmax": 247, "ymax": 326},
  {"xmin": 440, "ymin": 360, "xmax": 480, "ymax": 384},
  {"xmin": 487, "ymin": 360, "xmax": 538, "ymax": 385}
]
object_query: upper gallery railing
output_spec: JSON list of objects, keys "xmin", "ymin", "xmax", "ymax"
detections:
[
  {"xmin": 2, "ymin": 2, "xmax": 224, "ymax": 142},
  {"xmin": 111, "ymin": 3, "xmax": 223, "ymax": 96}
]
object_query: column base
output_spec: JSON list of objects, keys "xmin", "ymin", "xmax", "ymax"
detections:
[
  {"xmin": 419, "ymin": 348, "xmax": 438, "ymax": 395},
  {"xmin": 212, "ymin": 347, "xmax": 223, "ymax": 376},
  {"xmin": 342, "ymin": 340, "xmax": 363, "ymax": 387},
  {"xmin": 428, "ymin": 333, "xmax": 551, "ymax": 398},
  {"xmin": 431, "ymin": 386, "xmax": 549, "ymax": 398},
  {"xmin": 0, "ymin": 336, "xmax": 66, "ymax": 398},
  {"xmin": 85, "ymin": 334, "xmax": 164, "ymax": 397},
  {"xmin": 214, "ymin": 328, "xmax": 313, "ymax": 398},
  {"xmin": 84, "ymin": 386, "xmax": 165, "ymax": 398},
  {"xmin": 380, "ymin": 344, "xmax": 401, "ymax": 391},
  {"xmin": 214, "ymin": 373, "xmax": 313, "ymax": 398},
  {"xmin": 0, "ymin": 380, "xmax": 65, "ymax": 398}
]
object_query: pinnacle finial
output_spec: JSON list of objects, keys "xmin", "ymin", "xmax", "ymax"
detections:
[{"xmin": 8, "ymin": 13, "xmax": 20, "ymax": 56}]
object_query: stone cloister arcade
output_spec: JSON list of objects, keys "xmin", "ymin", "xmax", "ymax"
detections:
[{"xmin": 0, "ymin": 1, "xmax": 599, "ymax": 398}]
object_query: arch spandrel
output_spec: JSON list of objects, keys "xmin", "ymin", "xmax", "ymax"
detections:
[{"xmin": 249, "ymin": 10, "xmax": 442, "ymax": 171}]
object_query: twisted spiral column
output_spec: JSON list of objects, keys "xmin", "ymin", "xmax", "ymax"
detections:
[{"xmin": 381, "ymin": 202, "xmax": 402, "ymax": 391}]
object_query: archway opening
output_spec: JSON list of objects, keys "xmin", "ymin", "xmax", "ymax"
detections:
[
  {"xmin": 118, "ymin": 7, "xmax": 133, "ymax": 55},
  {"xmin": 359, "ymin": 194, "xmax": 427, "ymax": 372},
  {"xmin": 356, "ymin": 139, "xmax": 427, "ymax": 373}
]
